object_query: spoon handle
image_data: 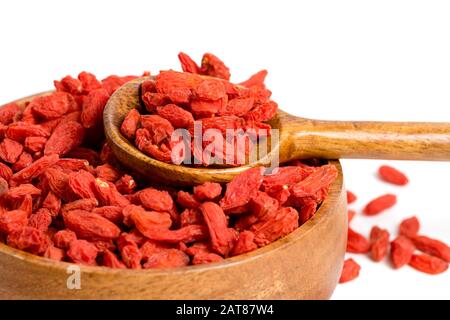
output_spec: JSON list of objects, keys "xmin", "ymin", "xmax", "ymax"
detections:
[{"xmin": 284, "ymin": 119, "xmax": 450, "ymax": 161}]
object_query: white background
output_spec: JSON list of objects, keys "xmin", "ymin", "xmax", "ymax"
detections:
[{"xmin": 0, "ymin": 0, "xmax": 449, "ymax": 299}]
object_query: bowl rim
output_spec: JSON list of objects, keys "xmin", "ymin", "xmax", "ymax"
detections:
[{"xmin": 0, "ymin": 92, "xmax": 344, "ymax": 276}]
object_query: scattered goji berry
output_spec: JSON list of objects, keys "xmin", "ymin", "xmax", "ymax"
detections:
[
  {"xmin": 370, "ymin": 226, "xmax": 390, "ymax": 262},
  {"xmin": 339, "ymin": 259, "xmax": 361, "ymax": 284},
  {"xmin": 346, "ymin": 190, "xmax": 357, "ymax": 204},
  {"xmin": 399, "ymin": 216, "xmax": 420, "ymax": 238},
  {"xmin": 347, "ymin": 227, "xmax": 371, "ymax": 254},
  {"xmin": 391, "ymin": 236, "xmax": 416, "ymax": 269},
  {"xmin": 411, "ymin": 235, "xmax": 450, "ymax": 263},
  {"xmin": 378, "ymin": 165, "xmax": 409, "ymax": 186},
  {"xmin": 63, "ymin": 209, "xmax": 121, "ymax": 241},
  {"xmin": 363, "ymin": 194, "xmax": 397, "ymax": 216},
  {"xmin": 409, "ymin": 254, "xmax": 449, "ymax": 275}
]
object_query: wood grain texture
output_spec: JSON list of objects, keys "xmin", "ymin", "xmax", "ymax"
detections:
[{"xmin": 103, "ymin": 77, "xmax": 450, "ymax": 186}]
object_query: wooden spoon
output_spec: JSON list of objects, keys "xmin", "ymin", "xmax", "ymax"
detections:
[{"xmin": 104, "ymin": 77, "xmax": 450, "ymax": 186}]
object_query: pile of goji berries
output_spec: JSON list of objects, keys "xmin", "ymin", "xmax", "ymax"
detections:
[
  {"xmin": 0, "ymin": 53, "xmax": 338, "ymax": 269},
  {"xmin": 121, "ymin": 52, "xmax": 277, "ymax": 166},
  {"xmin": 340, "ymin": 165, "xmax": 449, "ymax": 283}
]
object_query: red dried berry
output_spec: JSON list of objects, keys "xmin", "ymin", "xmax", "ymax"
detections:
[
  {"xmin": 231, "ymin": 231, "xmax": 257, "ymax": 256},
  {"xmin": 81, "ymin": 88, "xmax": 110, "ymax": 128},
  {"xmin": 411, "ymin": 235, "xmax": 450, "ymax": 263},
  {"xmin": 120, "ymin": 109, "xmax": 141, "ymax": 140},
  {"xmin": 63, "ymin": 209, "xmax": 121, "ymax": 241},
  {"xmin": 0, "ymin": 138, "xmax": 23, "ymax": 164},
  {"xmin": 67, "ymin": 239, "xmax": 99, "ymax": 266},
  {"xmin": 220, "ymin": 167, "xmax": 264, "ymax": 214},
  {"xmin": 0, "ymin": 210, "xmax": 28, "ymax": 234},
  {"xmin": 409, "ymin": 254, "xmax": 449, "ymax": 275},
  {"xmin": 178, "ymin": 52, "xmax": 200, "ymax": 74},
  {"xmin": 102, "ymin": 250, "xmax": 126, "ymax": 269},
  {"xmin": 346, "ymin": 190, "xmax": 357, "ymax": 204},
  {"xmin": 44, "ymin": 121, "xmax": 84, "ymax": 156},
  {"xmin": 200, "ymin": 53, "xmax": 231, "ymax": 80},
  {"xmin": 239, "ymin": 70, "xmax": 268, "ymax": 88},
  {"xmin": 363, "ymin": 194, "xmax": 397, "ymax": 216},
  {"xmin": 339, "ymin": 258, "xmax": 361, "ymax": 284},
  {"xmin": 347, "ymin": 227, "xmax": 371, "ymax": 254},
  {"xmin": 138, "ymin": 188, "xmax": 174, "ymax": 212},
  {"xmin": 378, "ymin": 165, "xmax": 409, "ymax": 186},
  {"xmin": 399, "ymin": 216, "xmax": 420, "ymax": 238},
  {"xmin": 391, "ymin": 236, "xmax": 416, "ymax": 269},
  {"xmin": 193, "ymin": 182, "xmax": 222, "ymax": 201},
  {"xmin": 53, "ymin": 229, "xmax": 77, "ymax": 250},
  {"xmin": 370, "ymin": 226, "xmax": 390, "ymax": 262}
]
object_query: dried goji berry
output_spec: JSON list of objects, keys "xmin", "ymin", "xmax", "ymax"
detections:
[
  {"xmin": 251, "ymin": 207, "xmax": 299, "ymax": 247},
  {"xmin": 220, "ymin": 167, "xmax": 264, "ymax": 214},
  {"xmin": 409, "ymin": 254, "xmax": 449, "ymax": 275},
  {"xmin": 347, "ymin": 227, "xmax": 371, "ymax": 254},
  {"xmin": 391, "ymin": 236, "xmax": 416, "ymax": 269},
  {"xmin": 156, "ymin": 104, "xmax": 194, "ymax": 129},
  {"xmin": 93, "ymin": 178, "xmax": 130, "ymax": 207},
  {"xmin": 9, "ymin": 154, "xmax": 59, "ymax": 186},
  {"xmin": 378, "ymin": 165, "xmax": 409, "ymax": 186},
  {"xmin": 0, "ymin": 103, "xmax": 22, "ymax": 125},
  {"xmin": 239, "ymin": 70, "xmax": 268, "ymax": 88},
  {"xmin": 63, "ymin": 209, "xmax": 121, "ymax": 240},
  {"xmin": 0, "ymin": 162, "xmax": 13, "ymax": 181},
  {"xmin": 180, "ymin": 209, "xmax": 204, "ymax": 227},
  {"xmin": 115, "ymin": 174, "xmax": 137, "ymax": 195},
  {"xmin": 192, "ymin": 251, "xmax": 224, "ymax": 265},
  {"xmin": 120, "ymin": 244, "xmax": 142, "ymax": 269},
  {"xmin": 339, "ymin": 258, "xmax": 361, "ymax": 284},
  {"xmin": 67, "ymin": 239, "xmax": 98, "ymax": 266},
  {"xmin": 62, "ymin": 198, "xmax": 98, "ymax": 213},
  {"xmin": 24, "ymin": 136, "xmax": 47, "ymax": 153},
  {"xmin": 200, "ymin": 53, "xmax": 231, "ymax": 80},
  {"xmin": 200, "ymin": 202, "xmax": 236, "ymax": 256},
  {"xmin": 102, "ymin": 250, "xmax": 126, "ymax": 269},
  {"xmin": 143, "ymin": 248, "xmax": 190, "ymax": 269},
  {"xmin": 138, "ymin": 188, "xmax": 174, "ymax": 212},
  {"xmin": 231, "ymin": 231, "xmax": 257, "ymax": 256},
  {"xmin": 28, "ymin": 209, "xmax": 52, "ymax": 232},
  {"xmin": 346, "ymin": 190, "xmax": 357, "ymax": 204},
  {"xmin": 95, "ymin": 164, "xmax": 121, "ymax": 182},
  {"xmin": 178, "ymin": 52, "xmax": 200, "ymax": 74},
  {"xmin": 193, "ymin": 182, "xmax": 222, "ymax": 201},
  {"xmin": 92, "ymin": 206, "xmax": 123, "ymax": 225},
  {"xmin": 7, "ymin": 226, "xmax": 50, "ymax": 255},
  {"xmin": 44, "ymin": 121, "xmax": 84, "ymax": 156},
  {"xmin": 0, "ymin": 210, "xmax": 28, "ymax": 234},
  {"xmin": 30, "ymin": 92, "xmax": 76, "ymax": 120},
  {"xmin": 42, "ymin": 191, "xmax": 61, "ymax": 217},
  {"xmin": 53, "ymin": 229, "xmax": 77, "ymax": 250},
  {"xmin": 44, "ymin": 245, "xmax": 65, "ymax": 261},
  {"xmin": 80, "ymin": 88, "xmax": 110, "ymax": 128},
  {"xmin": 399, "ymin": 216, "xmax": 420, "ymax": 238},
  {"xmin": 363, "ymin": 194, "xmax": 397, "ymax": 216},
  {"xmin": 0, "ymin": 138, "xmax": 23, "ymax": 164},
  {"xmin": 177, "ymin": 191, "xmax": 202, "ymax": 209},
  {"xmin": 370, "ymin": 226, "xmax": 390, "ymax": 262},
  {"xmin": 120, "ymin": 108, "xmax": 141, "ymax": 140},
  {"xmin": 6, "ymin": 122, "xmax": 49, "ymax": 143},
  {"xmin": 411, "ymin": 235, "xmax": 450, "ymax": 263},
  {"xmin": 11, "ymin": 152, "xmax": 33, "ymax": 172}
]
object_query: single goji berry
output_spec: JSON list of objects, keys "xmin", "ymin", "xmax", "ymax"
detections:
[
  {"xmin": 409, "ymin": 254, "xmax": 449, "ymax": 275},
  {"xmin": 0, "ymin": 138, "xmax": 23, "ymax": 164},
  {"xmin": 67, "ymin": 239, "xmax": 98, "ymax": 266},
  {"xmin": 399, "ymin": 216, "xmax": 420, "ymax": 238},
  {"xmin": 378, "ymin": 165, "xmax": 409, "ymax": 186},
  {"xmin": 346, "ymin": 190, "xmax": 357, "ymax": 204},
  {"xmin": 44, "ymin": 121, "xmax": 84, "ymax": 156},
  {"xmin": 370, "ymin": 226, "xmax": 390, "ymax": 262},
  {"xmin": 339, "ymin": 258, "xmax": 361, "ymax": 284},
  {"xmin": 120, "ymin": 108, "xmax": 141, "ymax": 140},
  {"xmin": 411, "ymin": 235, "xmax": 450, "ymax": 262},
  {"xmin": 391, "ymin": 236, "xmax": 416, "ymax": 269},
  {"xmin": 63, "ymin": 209, "xmax": 121, "ymax": 241},
  {"xmin": 363, "ymin": 194, "xmax": 397, "ymax": 216},
  {"xmin": 347, "ymin": 227, "xmax": 371, "ymax": 254}
]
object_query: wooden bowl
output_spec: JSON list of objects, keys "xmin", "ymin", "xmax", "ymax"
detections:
[{"xmin": 0, "ymin": 94, "xmax": 347, "ymax": 300}]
